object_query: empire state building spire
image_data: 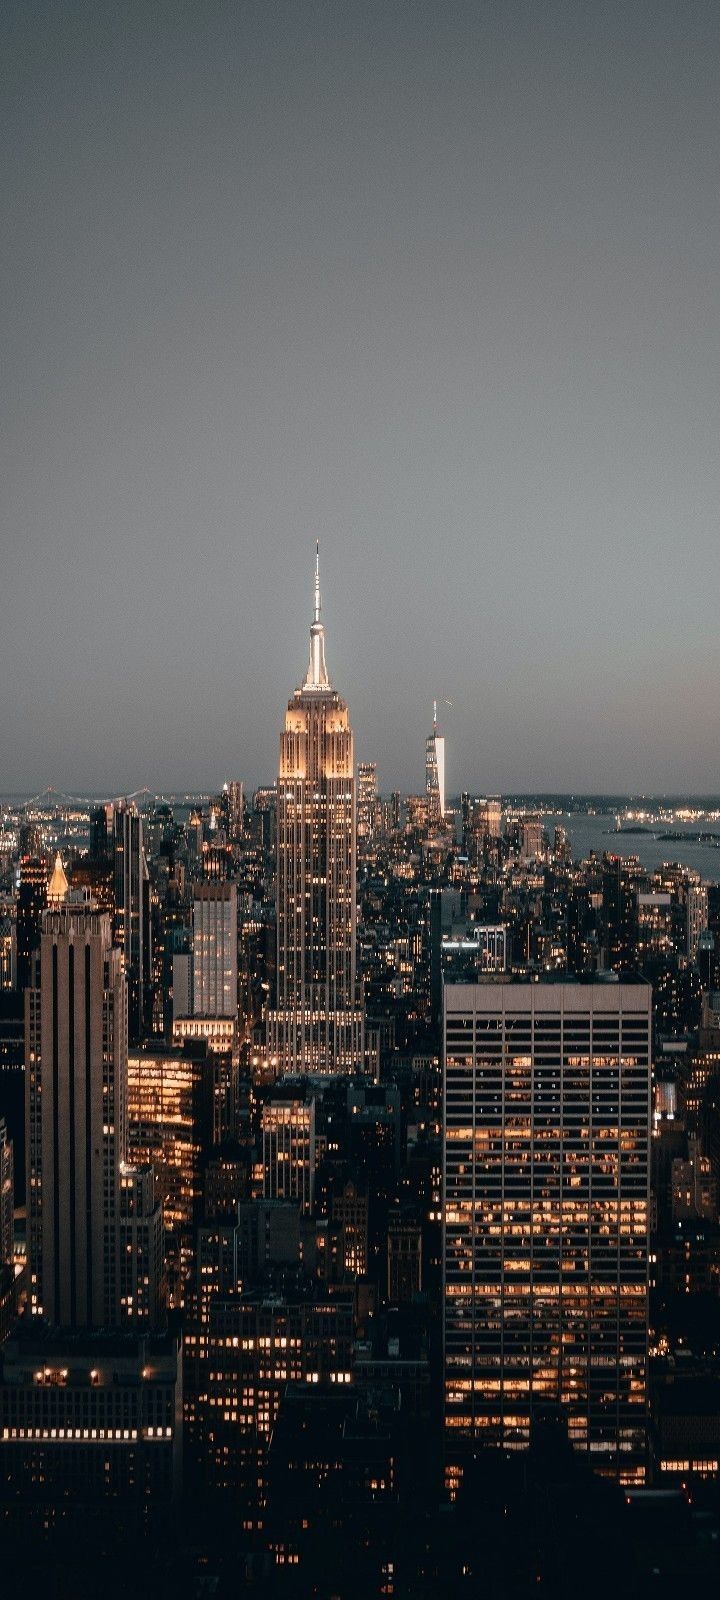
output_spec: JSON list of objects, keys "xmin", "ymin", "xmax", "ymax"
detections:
[{"xmin": 303, "ymin": 541, "xmax": 330, "ymax": 690}]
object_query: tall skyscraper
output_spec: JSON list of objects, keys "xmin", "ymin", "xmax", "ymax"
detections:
[
  {"xmin": 113, "ymin": 800, "xmax": 151, "ymax": 1041},
  {"xmin": 15, "ymin": 850, "xmax": 48, "ymax": 994},
  {"xmin": 0, "ymin": 898, "xmax": 16, "ymax": 990},
  {"xmin": 0, "ymin": 1116, "xmax": 13, "ymax": 1269},
  {"xmin": 261, "ymin": 1092, "xmax": 316, "ymax": 1214},
  {"xmin": 26, "ymin": 902, "xmax": 128, "ymax": 1324},
  {"xmin": 357, "ymin": 762, "xmax": 378, "ymax": 842},
  {"xmin": 444, "ymin": 980, "xmax": 651, "ymax": 1486},
  {"xmin": 269, "ymin": 547, "xmax": 362, "ymax": 1075},
  {"xmin": 602, "ymin": 855, "xmax": 644, "ymax": 976},
  {"xmin": 192, "ymin": 881, "xmax": 238, "ymax": 1018},
  {"xmin": 425, "ymin": 701, "xmax": 446, "ymax": 820},
  {"xmin": 26, "ymin": 898, "xmax": 128, "ymax": 1327},
  {"xmin": 687, "ymin": 880, "xmax": 709, "ymax": 960}
]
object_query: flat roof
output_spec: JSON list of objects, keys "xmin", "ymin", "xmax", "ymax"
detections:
[{"xmin": 445, "ymin": 979, "xmax": 651, "ymax": 1015}]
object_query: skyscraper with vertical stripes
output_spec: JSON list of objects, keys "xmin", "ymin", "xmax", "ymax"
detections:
[
  {"xmin": 26, "ymin": 898, "xmax": 127, "ymax": 1327},
  {"xmin": 268, "ymin": 548, "xmax": 362, "ymax": 1075}
]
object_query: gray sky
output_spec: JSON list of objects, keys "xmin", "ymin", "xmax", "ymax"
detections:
[{"xmin": 2, "ymin": 0, "xmax": 720, "ymax": 797}]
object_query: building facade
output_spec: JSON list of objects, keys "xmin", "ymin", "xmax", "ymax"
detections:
[
  {"xmin": 25, "ymin": 900, "xmax": 128, "ymax": 1328},
  {"xmin": 192, "ymin": 881, "xmax": 238, "ymax": 1018},
  {"xmin": 25, "ymin": 896, "xmax": 163, "ymax": 1332},
  {"xmin": 268, "ymin": 549, "xmax": 362, "ymax": 1075},
  {"xmin": 0, "ymin": 1117, "xmax": 13, "ymax": 1270},
  {"xmin": 357, "ymin": 763, "xmax": 378, "ymax": 843},
  {"xmin": 425, "ymin": 702, "xmax": 446, "ymax": 821},
  {"xmin": 113, "ymin": 801, "xmax": 150, "ymax": 1041},
  {"xmin": 261, "ymin": 1094, "xmax": 316, "ymax": 1214},
  {"xmin": 0, "ymin": 1329, "xmax": 182, "ymax": 1518},
  {"xmin": 443, "ymin": 980, "xmax": 651, "ymax": 1485}
]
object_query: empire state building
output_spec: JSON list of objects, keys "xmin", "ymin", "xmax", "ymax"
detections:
[{"xmin": 269, "ymin": 548, "xmax": 363, "ymax": 1075}]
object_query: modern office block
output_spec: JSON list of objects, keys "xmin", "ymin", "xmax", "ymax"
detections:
[
  {"xmin": 192, "ymin": 881, "xmax": 237, "ymax": 1018},
  {"xmin": 16, "ymin": 853, "xmax": 48, "ymax": 994},
  {"xmin": 0, "ymin": 1117, "xmax": 13, "ymax": 1269},
  {"xmin": 0, "ymin": 901, "xmax": 17, "ymax": 991},
  {"xmin": 118, "ymin": 1165, "xmax": 166, "ymax": 1328},
  {"xmin": 261, "ymin": 1094, "xmax": 316, "ymax": 1214},
  {"xmin": 113, "ymin": 801, "xmax": 151, "ymax": 1041},
  {"xmin": 687, "ymin": 881, "xmax": 709, "ymax": 961},
  {"xmin": 443, "ymin": 980, "xmax": 651, "ymax": 1485},
  {"xmin": 127, "ymin": 1047, "xmax": 205, "ymax": 1306},
  {"xmin": 357, "ymin": 762, "xmax": 378, "ymax": 842}
]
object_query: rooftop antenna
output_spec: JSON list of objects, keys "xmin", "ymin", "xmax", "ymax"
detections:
[{"xmin": 314, "ymin": 540, "xmax": 321, "ymax": 623}]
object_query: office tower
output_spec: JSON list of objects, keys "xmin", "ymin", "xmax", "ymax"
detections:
[
  {"xmin": 222, "ymin": 780, "xmax": 245, "ymax": 840},
  {"xmin": 481, "ymin": 797, "xmax": 502, "ymax": 837},
  {"xmin": 466, "ymin": 796, "xmax": 503, "ymax": 867},
  {"xmin": 553, "ymin": 824, "xmax": 571, "ymax": 863},
  {"xmin": 172, "ymin": 947, "xmax": 193, "ymax": 1018},
  {"xmin": 602, "ymin": 855, "xmax": 644, "ymax": 975},
  {"xmin": 444, "ymin": 980, "xmax": 651, "ymax": 1485},
  {"xmin": 671, "ymin": 1136, "xmax": 718, "ymax": 1223},
  {"xmin": 425, "ymin": 701, "xmax": 445, "ymax": 819},
  {"xmin": 331, "ymin": 1179, "xmax": 368, "ymax": 1277},
  {"xmin": 118, "ymin": 1165, "xmax": 166, "ymax": 1327},
  {"xmin": 77, "ymin": 806, "xmax": 115, "ymax": 917},
  {"xmin": 0, "ymin": 900, "xmax": 16, "ymax": 990},
  {"xmin": 0, "ymin": 1115, "xmax": 14, "ymax": 1343},
  {"xmin": 25, "ymin": 899, "xmax": 127, "ymax": 1327},
  {"xmin": 687, "ymin": 882, "xmax": 709, "ymax": 961},
  {"xmin": 520, "ymin": 816, "xmax": 545, "ymax": 860},
  {"xmin": 636, "ymin": 891, "xmax": 673, "ymax": 962},
  {"xmin": 193, "ymin": 1286, "xmax": 354, "ymax": 1505},
  {"xmin": 261, "ymin": 1093, "xmax": 316, "ymax": 1213},
  {"xmin": 127, "ymin": 1047, "xmax": 205, "ymax": 1305},
  {"xmin": 357, "ymin": 762, "xmax": 378, "ymax": 842},
  {"xmin": 3, "ymin": 913, "xmax": 173, "ymax": 1523},
  {"xmin": 113, "ymin": 800, "xmax": 151, "ymax": 1041},
  {"xmin": 253, "ymin": 786, "xmax": 277, "ymax": 851},
  {"xmin": 89, "ymin": 803, "xmax": 112, "ymax": 862},
  {"xmin": 0, "ymin": 1117, "xmax": 13, "ymax": 1268},
  {"xmin": 143, "ymin": 801, "xmax": 173, "ymax": 861},
  {"xmin": 15, "ymin": 852, "xmax": 48, "ymax": 994},
  {"xmin": 269, "ymin": 547, "xmax": 362, "ymax": 1075},
  {"xmin": 192, "ymin": 881, "xmax": 238, "ymax": 1018},
  {"xmin": 388, "ymin": 1214, "xmax": 422, "ymax": 1303}
]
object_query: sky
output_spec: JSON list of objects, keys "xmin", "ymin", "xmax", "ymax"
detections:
[{"xmin": 2, "ymin": 0, "xmax": 720, "ymax": 797}]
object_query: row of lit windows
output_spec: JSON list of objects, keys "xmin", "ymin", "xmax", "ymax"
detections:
[{"xmin": 1, "ymin": 1426, "xmax": 172, "ymax": 1441}]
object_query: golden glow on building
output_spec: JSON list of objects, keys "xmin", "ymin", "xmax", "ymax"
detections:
[
  {"xmin": 268, "ymin": 548, "xmax": 362, "ymax": 1075},
  {"xmin": 127, "ymin": 1051, "xmax": 203, "ymax": 1306}
]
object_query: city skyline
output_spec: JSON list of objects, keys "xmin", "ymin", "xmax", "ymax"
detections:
[
  {"xmin": 3, "ymin": 2, "xmax": 720, "ymax": 795},
  {"xmin": 3, "ymin": 4, "xmax": 720, "ymax": 1589}
]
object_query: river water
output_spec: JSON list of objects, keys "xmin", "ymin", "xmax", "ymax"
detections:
[{"xmin": 551, "ymin": 812, "xmax": 720, "ymax": 883}]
